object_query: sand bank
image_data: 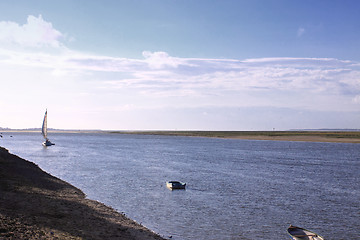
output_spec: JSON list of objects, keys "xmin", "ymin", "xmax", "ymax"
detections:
[
  {"xmin": 113, "ymin": 131, "xmax": 360, "ymax": 143},
  {"xmin": 227, "ymin": 135, "xmax": 360, "ymax": 143},
  {"xmin": 0, "ymin": 147, "xmax": 165, "ymax": 240}
]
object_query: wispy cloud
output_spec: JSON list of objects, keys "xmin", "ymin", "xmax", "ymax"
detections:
[
  {"xmin": 1, "ymin": 15, "xmax": 360, "ymax": 114},
  {"xmin": 353, "ymin": 95, "xmax": 360, "ymax": 103},
  {"xmin": 297, "ymin": 27, "xmax": 305, "ymax": 37}
]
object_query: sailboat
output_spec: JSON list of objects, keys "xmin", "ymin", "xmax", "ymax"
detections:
[{"xmin": 42, "ymin": 109, "xmax": 55, "ymax": 146}]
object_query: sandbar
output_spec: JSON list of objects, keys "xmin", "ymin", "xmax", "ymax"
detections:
[{"xmin": 112, "ymin": 131, "xmax": 360, "ymax": 143}]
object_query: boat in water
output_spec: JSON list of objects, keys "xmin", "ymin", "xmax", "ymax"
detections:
[
  {"xmin": 166, "ymin": 181, "xmax": 186, "ymax": 190},
  {"xmin": 42, "ymin": 110, "xmax": 55, "ymax": 147},
  {"xmin": 288, "ymin": 225, "xmax": 325, "ymax": 240}
]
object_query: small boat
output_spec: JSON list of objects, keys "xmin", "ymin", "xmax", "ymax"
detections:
[
  {"xmin": 166, "ymin": 181, "xmax": 186, "ymax": 190},
  {"xmin": 288, "ymin": 225, "xmax": 325, "ymax": 240},
  {"xmin": 42, "ymin": 109, "xmax": 55, "ymax": 147}
]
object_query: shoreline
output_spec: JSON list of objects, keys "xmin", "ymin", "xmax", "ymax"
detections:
[
  {"xmin": 0, "ymin": 146, "xmax": 165, "ymax": 240},
  {"xmin": 111, "ymin": 131, "xmax": 360, "ymax": 144},
  {"xmin": 2, "ymin": 130, "xmax": 360, "ymax": 143},
  {"xmin": 223, "ymin": 135, "xmax": 360, "ymax": 143}
]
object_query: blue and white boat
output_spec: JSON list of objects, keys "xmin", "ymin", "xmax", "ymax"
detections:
[
  {"xmin": 166, "ymin": 181, "xmax": 186, "ymax": 190},
  {"xmin": 288, "ymin": 225, "xmax": 324, "ymax": 240}
]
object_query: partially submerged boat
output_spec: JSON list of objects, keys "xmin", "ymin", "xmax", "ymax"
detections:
[
  {"xmin": 288, "ymin": 225, "xmax": 324, "ymax": 240},
  {"xmin": 166, "ymin": 181, "xmax": 186, "ymax": 190},
  {"xmin": 42, "ymin": 109, "xmax": 55, "ymax": 147}
]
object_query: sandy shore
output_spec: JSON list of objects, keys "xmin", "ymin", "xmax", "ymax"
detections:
[
  {"xmin": 226, "ymin": 135, "xmax": 360, "ymax": 143},
  {"xmin": 114, "ymin": 131, "xmax": 360, "ymax": 144},
  {"xmin": 0, "ymin": 147, "xmax": 165, "ymax": 240},
  {"xmin": 2, "ymin": 130, "xmax": 359, "ymax": 143}
]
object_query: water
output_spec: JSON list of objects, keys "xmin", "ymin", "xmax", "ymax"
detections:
[{"xmin": 0, "ymin": 132, "xmax": 359, "ymax": 239}]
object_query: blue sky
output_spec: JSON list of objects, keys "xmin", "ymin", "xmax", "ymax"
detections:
[{"xmin": 0, "ymin": 0, "xmax": 359, "ymax": 130}]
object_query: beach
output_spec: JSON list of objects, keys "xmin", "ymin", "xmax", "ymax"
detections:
[{"xmin": 0, "ymin": 146, "xmax": 165, "ymax": 240}]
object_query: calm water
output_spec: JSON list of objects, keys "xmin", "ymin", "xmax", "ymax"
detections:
[{"xmin": 1, "ymin": 132, "xmax": 359, "ymax": 240}]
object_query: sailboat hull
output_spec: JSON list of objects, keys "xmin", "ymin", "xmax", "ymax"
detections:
[
  {"xmin": 43, "ymin": 140, "xmax": 55, "ymax": 147},
  {"xmin": 288, "ymin": 225, "xmax": 324, "ymax": 240}
]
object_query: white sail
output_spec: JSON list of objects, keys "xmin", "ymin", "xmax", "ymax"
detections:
[
  {"xmin": 41, "ymin": 109, "xmax": 54, "ymax": 146},
  {"xmin": 42, "ymin": 110, "xmax": 48, "ymax": 139}
]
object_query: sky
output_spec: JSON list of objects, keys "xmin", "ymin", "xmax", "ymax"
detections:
[{"xmin": 0, "ymin": 0, "xmax": 359, "ymax": 130}]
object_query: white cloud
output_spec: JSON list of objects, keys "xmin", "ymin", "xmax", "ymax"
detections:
[
  {"xmin": 297, "ymin": 27, "xmax": 305, "ymax": 37},
  {"xmin": 353, "ymin": 95, "xmax": 360, "ymax": 104},
  {"xmin": 0, "ymin": 15, "xmax": 63, "ymax": 48},
  {"xmin": 142, "ymin": 51, "xmax": 187, "ymax": 69},
  {"xmin": 0, "ymin": 15, "xmax": 359, "ymax": 119},
  {"xmin": 1, "ymin": 44, "xmax": 359, "ymax": 104}
]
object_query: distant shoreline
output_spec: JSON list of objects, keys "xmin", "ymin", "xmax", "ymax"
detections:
[
  {"xmin": 1, "ymin": 130, "xmax": 360, "ymax": 143},
  {"xmin": 110, "ymin": 131, "xmax": 360, "ymax": 143}
]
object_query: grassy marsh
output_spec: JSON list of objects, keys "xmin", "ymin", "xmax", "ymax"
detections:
[{"xmin": 110, "ymin": 131, "xmax": 360, "ymax": 143}]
